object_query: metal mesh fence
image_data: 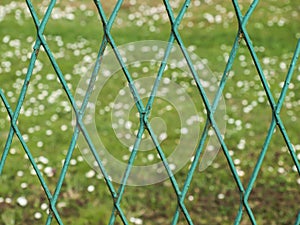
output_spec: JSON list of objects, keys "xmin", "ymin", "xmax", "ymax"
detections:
[{"xmin": 0, "ymin": 0, "xmax": 299, "ymax": 224}]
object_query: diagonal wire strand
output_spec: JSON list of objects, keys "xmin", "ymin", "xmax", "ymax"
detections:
[
  {"xmin": 0, "ymin": 90, "xmax": 63, "ymax": 223},
  {"xmin": 93, "ymin": 1, "xmax": 195, "ymax": 223},
  {"xmin": 232, "ymin": 1, "xmax": 300, "ymax": 223},
  {"xmin": 26, "ymin": 0, "xmax": 129, "ymax": 223},
  {"xmin": 163, "ymin": 0, "xmax": 261, "ymax": 223}
]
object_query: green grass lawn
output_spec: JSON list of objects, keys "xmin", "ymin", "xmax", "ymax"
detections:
[{"xmin": 0, "ymin": 0, "xmax": 299, "ymax": 224}]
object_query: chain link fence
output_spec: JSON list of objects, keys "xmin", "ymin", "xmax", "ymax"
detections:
[{"xmin": 0, "ymin": 0, "xmax": 299, "ymax": 224}]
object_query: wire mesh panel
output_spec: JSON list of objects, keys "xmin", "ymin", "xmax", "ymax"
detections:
[{"xmin": 0, "ymin": 0, "xmax": 299, "ymax": 224}]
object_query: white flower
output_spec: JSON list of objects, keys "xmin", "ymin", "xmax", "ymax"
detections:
[
  {"xmin": 17, "ymin": 196, "xmax": 28, "ymax": 207},
  {"xmin": 87, "ymin": 185, "xmax": 95, "ymax": 193},
  {"xmin": 34, "ymin": 212, "xmax": 42, "ymax": 220}
]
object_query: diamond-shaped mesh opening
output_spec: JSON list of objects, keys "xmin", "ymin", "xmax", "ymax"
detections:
[
  {"xmin": 183, "ymin": 153, "xmax": 241, "ymax": 224},
  {"xmin": 224, "ymin": 44, "xmax": 274, "ymax": 185},
  {"xmin": 1, "ymin": 1, "xmax": 299, "ymax": 225}
]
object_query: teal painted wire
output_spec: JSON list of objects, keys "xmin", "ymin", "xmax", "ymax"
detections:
[
  {"xmin": 27, "ymin": 0, "xmax": 128, "ymax": 224},
  {"xmin": 233, "ymin": 0, "xmax": 300, "ymax": 223},
  {"xmin": 295, "ymin": 211, "xmax": 300, "ymax": 225},
  {"xmin": 163, "ymin": 0, "xmax": 259, "ymax": 223},
  {"xmin": 1, "ymin": 0, "xmax": 64, "ymax": 223},
  {"xmin": 172, "ymin": 28, "xmax": 243, "ymax": 225},
  {"xmin": 0, "ymin": 0, "xmax": 55, "ymax": 174},
  {"xmin": 97, "ymin": 1, "xmax": 194, "ymax": 223},
  {"xmin": 0, "ymin": 1, "xmax": 299, "ymax": 224},
  {"xmin": 239, "ymin": 39, "xmax": 300, "ymax": 224},
  {"xmin": 230, "ymin": 1, "xmax": 260, "ymax": 223},
  {"xmin": 276, "ymin": 40, "xmax": 300, "ymax": 173},
  {"xmin": 165, "ymin": 0, "xmax": 245, "ymax": 199},
  {"xmin": 0, "ymin": 91, "xmax": 63, "ymax": 223}
]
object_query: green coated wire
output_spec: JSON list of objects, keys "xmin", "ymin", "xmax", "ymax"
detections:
[{"xmin": 0, "ymin": 0, "xmax": 299, "ymax": 224}]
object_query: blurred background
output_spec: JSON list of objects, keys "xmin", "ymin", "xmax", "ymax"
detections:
[{"xmin": 0, "ymin": 0, "xmax": 299, "ymax": 224}]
